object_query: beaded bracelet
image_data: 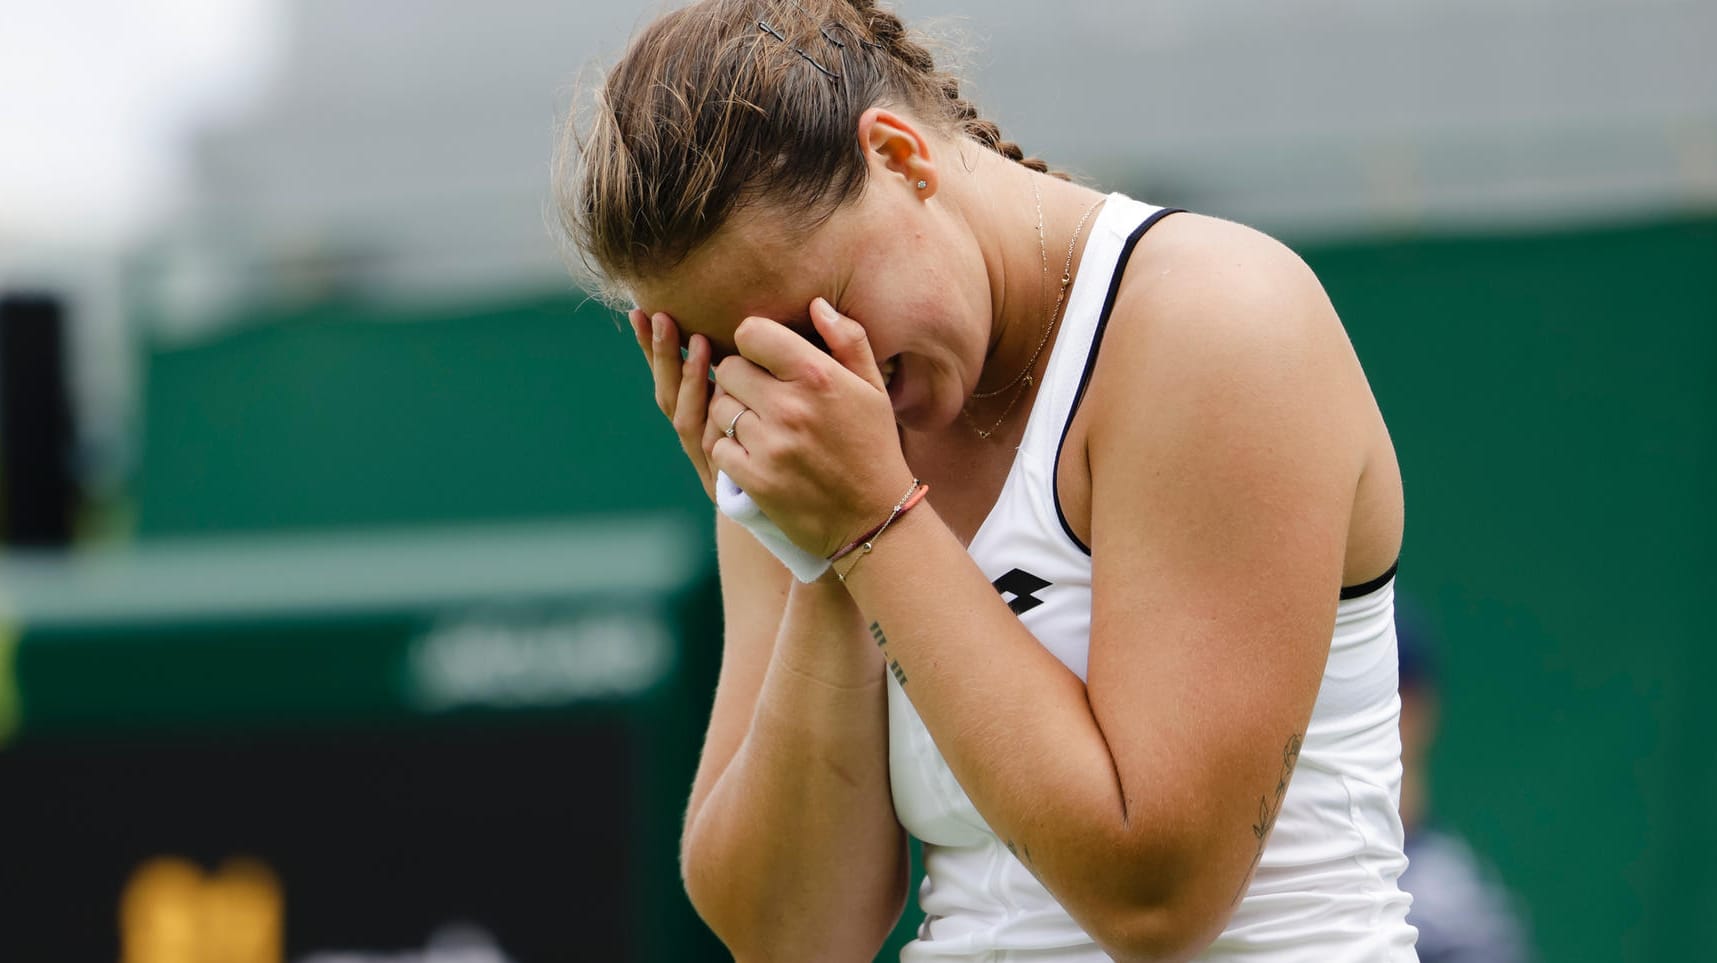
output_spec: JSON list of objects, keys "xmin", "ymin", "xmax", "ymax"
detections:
[{"xmin": 830, "ymin": 480, "xmax": 930, "ymax": 583}]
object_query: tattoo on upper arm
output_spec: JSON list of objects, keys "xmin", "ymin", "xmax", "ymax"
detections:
[
  {"xmin": 869, "ymin": 620, "xmax": 909, "ymax": 686},
  {"xmin": 1235, "ymin": 733, "xmax": 1303, "ymax": 904},
  {"xmin": 1005, "ymin": 838, "xmax": 1038, "ymax": 877}
]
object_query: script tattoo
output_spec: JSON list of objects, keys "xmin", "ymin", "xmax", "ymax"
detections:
[
  {"xmin": 869, "ymin": 620, "xmax": 909, "ymax": 687},
  {"xmin": 1235, "ymin": 733, "xmax": 1303, "ymax": 904}
]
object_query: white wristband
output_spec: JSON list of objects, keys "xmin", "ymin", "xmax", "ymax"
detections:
[{"xmin": 715, "ymin": 471, "xmax": 830, "ymax": 582}]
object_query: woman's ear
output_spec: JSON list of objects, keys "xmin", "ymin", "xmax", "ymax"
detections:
[{"xmin": 857, "ymin": 107, "xmax": 937, "ymax": 197}]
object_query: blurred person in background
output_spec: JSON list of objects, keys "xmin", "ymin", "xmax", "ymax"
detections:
[
  {"xmin": 1396, "ymin": 602, "xmax": 1534, "ymax": 963},
  {"xmin": 558, "ymin": 1, "xmax": 1415, "ymax": 959}
]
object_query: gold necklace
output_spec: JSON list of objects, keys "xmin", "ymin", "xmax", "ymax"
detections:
[{"xmin": 963, "ymin": 183, "xmax": 1104, "ymax": 439}]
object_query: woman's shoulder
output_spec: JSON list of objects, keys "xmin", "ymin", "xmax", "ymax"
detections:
[
  {"xmin": 1078, "ymin": 206, "xmax": 1372, "ymax": 466},
  {"xmin": 1090, "ymin": 209, "xmax": 1352, "ymax": 403},
  {"xmin": 1111, "ymin": 210, "xmax": 1330, "ymax": 336}
]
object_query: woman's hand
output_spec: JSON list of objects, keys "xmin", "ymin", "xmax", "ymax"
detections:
[
  {"xmin": 703, "ymin": 297, "xmax": 915, "ymax": 559},
  {"xmin": 630, "ymin": 308, "xmax": 718, "ymax": 502}
]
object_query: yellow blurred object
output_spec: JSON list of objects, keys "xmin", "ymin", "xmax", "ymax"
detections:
[{"xmin": 121, "ymin": 856, "xmax": 283, "ymax": 963}]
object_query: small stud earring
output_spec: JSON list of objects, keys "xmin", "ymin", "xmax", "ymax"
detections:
[{"xmin": 916, "ymin": 179, "xmax": 928, "ymax": 190}]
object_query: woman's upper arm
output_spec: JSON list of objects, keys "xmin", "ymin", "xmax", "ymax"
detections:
[
  {"xmin": 684, "ymin": 513, "xmax": 793, "ymax": 828},
  {"xmin": 1082, "ymin": 219, "xmax": 1371, "ymax": 923}
]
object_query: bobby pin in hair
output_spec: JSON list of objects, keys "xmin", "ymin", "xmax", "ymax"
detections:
[
  {"xmin": 780, "ymin": 0, "xmax": 840, "ymax": 46},
  {"xmin": 779, "ymin": 0, "xmax": 871, "ymax": 51},
  {"xmin": 756, "ymin": 20, "xmax": 841, "ymax": 79},
  {"xmin": 820, "ymin": 20, "xmax": 885, "ymax": 52}
]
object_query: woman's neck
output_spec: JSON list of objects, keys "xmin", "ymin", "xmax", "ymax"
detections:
[{"xmin": 950, "ymin": 154, "xmax": 1107, "ymax": 414}]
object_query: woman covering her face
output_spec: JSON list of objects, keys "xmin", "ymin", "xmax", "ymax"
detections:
[{"xmin": 557, "ymin": 2, "xmax": 1415, "ymax": 960}]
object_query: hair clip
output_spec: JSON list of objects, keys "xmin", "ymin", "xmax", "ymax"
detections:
[
  {"xmin": 757, "ymin": 19, "xmax": 841, "ymax": 79},
  {"xmin": 820, "ymin": 20, "xmax": 885, "ymax": 52},
  {"xmin": 778, "ymin": 1, "xmax": 851, "ymax": 49}
]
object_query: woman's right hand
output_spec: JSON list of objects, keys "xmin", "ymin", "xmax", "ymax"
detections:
[{"xmin": 630, "ymin": 308, "xmax": 718, "ymax": 502}]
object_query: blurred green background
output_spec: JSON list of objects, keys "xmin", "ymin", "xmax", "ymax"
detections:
[
  {"xmin": 14, "ymin": 214, "xmax": 1709, "ymax": 960},
  {"xmin": 3, "ymin": 1, "xmax": 1714, "ymax": 960}
]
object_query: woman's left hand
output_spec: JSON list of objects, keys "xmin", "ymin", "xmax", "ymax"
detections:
[{"xmin": 703, "ymin": 297, "xmax": 916, "ymax": 559}]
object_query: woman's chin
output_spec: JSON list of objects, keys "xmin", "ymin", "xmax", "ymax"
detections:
[
  {"xmin": 891, "ymin": 394, "xmax": 964, "ymax": 434},
  {"xmin": 888, "ymin": 392, "xmax": 932, "ymax": 431},
  {"xmin": 893, "ymin": 407, "xmax": 933, "ymax": 432},
  {"xmin": 886, "ymin": 361, "xmax": 965, "ymax": 433}
]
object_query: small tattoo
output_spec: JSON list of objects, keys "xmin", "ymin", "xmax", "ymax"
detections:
[
  {"xmin": 1235, "ymin": 733, "xmax": 1303, "ymax": 904},
  {"xmin": 888, "ymin": 659, "xmax": 908, "ymax": 686},
  {"xmin": 871, "ymin": 621, "xmax": 907, "ymax": 685},
  {"xmin": 1005, "ymin": 839, "xmax": 1041, "ymax": 881}
]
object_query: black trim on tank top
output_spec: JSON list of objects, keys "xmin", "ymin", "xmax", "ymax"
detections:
[
  {"xmin": 1339, "ymin": 560, "xmax": 1399, "ymax": 599},
  {"xmin": 1048, "ymin": 209, "xmax": 1401, "ymax": 601},
  {"xmin": 1052, "ymin": 207, "xmax": 1184, "ymax": 555}
]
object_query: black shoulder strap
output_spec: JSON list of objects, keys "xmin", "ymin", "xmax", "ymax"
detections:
[{"xmin": 1052, "ymin": 207, "xmax": 1186, "ymax": 555}]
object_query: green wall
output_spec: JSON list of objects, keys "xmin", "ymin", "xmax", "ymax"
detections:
[
  {"xmin": 136, "ymin": 294, "xmax": 705, "ymax": 534},
  {"xmin": 129, "ymin": 215, "xmax": 1717, "ymax": 961},
  {"xmin": 1312, "ymin": 217, "xmax": 1717, "ymax": 961}
]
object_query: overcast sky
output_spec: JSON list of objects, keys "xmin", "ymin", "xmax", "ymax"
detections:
[
  {"xmin": 0, "ymin": 0, "xmax": 281, "ymax": 249},
  {"xmin": 4, "ymin": 0, "xmax": 1711, "ymax": 257}
]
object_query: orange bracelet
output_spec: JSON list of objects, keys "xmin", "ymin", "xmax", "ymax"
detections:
[
  {"xmin": 830, "ymin": 479, "xmax": 922, "ymax": 562},
  {"xmin": 830, "ymin": 482, "xmax": 929, "ymax": 583}
]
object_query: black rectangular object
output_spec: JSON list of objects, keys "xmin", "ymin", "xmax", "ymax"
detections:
[
  {"xmin": 0, "ymin": 723, "xmax": 640, "ymax": 962},
  {"xmin": 0, "ymin": 293, "xmax": 78, "ymax": 546}
]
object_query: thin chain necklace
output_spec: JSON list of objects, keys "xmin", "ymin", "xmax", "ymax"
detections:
[{"xmin": 962, "ymin": 182, "xmax": 1105, "ymax": 440}]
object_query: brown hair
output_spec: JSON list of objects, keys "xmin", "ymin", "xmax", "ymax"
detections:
[{"xmin": 555, "ymin": 0, "xmax": 1064, "ymax": 304}]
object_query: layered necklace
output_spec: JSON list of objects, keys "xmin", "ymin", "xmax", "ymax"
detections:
[{"xmin": 962, "ymin": 180, "xmax": 1105, "ymax": 440}]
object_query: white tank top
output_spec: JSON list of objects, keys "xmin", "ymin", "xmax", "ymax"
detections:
[{"xmin": 889, "ymin": 194, "xmax": 1419, "ymax": 961}]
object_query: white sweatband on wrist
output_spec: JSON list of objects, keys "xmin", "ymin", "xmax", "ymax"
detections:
[{"xmin": 715, "ymin": 471, "xmax": 830, "ymax": 582}]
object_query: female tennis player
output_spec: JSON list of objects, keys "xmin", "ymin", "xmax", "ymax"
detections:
[{"xmin": 558, "ymin": 1, "xmax": 1415, "ymax": 959}]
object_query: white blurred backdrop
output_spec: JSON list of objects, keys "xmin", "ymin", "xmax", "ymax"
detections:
[{"xmin": 6, "ymin": 0, "xmax": 1715, "ymax": 300}]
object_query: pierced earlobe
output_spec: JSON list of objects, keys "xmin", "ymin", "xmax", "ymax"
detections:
[{"xmin": 916, "ymin": 179, "xmax": 928, "ymax": 190}]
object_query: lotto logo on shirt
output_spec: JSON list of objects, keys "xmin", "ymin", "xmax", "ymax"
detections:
[{"xmin": 992, "ymin": 569, "xmax": 1051, "ymax": 615}]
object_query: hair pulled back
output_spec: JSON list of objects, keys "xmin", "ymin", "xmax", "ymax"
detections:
[{"xmin": 557, "ymin": 0, "xmax": 1063, "ymax": 302}]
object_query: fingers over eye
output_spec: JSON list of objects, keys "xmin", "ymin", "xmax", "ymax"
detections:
[
  {"xmin": 733, "ymin": 316, "xmax": 825, "ymax": 381},
  {"xmin": 712, "ymin": 353, "xmax": 779, "ymax": 406},
  {"xmin": 649, "ymin": 312, "xmax": 683, "ymax": 414},
  {"xmin": 673, "ymin": 334, "xmax": 712, "ymax": 434}
]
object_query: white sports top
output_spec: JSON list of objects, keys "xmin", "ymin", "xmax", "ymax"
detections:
[{"xmin": 889, "ymin": 194, "xmax": 1419, "ymax": 961}]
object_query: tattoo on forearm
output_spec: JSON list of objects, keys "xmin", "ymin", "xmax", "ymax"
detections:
[
  {"xmin": 1235, "ymin": 733, "xmax": 1303, "ymax": 904},
  {"xmin": 869, "ymin": 621, "xmax": 909, "ymax": 686}
]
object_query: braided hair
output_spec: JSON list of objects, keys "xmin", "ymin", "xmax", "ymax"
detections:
[{"xmin": 847, "ymin": 0, "xmax": 1063, "ymax": 179}]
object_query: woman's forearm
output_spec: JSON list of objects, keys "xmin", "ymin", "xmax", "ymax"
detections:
[
  {"xmin": 836, "ymin": 506, "xmax": 1196, "ymax": 957},
  {"xmin": 682, "ymin": 578, "xmax": 907, "ymax": 961}
]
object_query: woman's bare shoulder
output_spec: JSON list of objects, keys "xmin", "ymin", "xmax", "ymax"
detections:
[
  {"xmin": 1111, "ymin": 212, "xmax": 1332, "ymax": 339},
  {"xmin": 1090, "ymin": 211, "xmax": 1359, "ymax": 417}
]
